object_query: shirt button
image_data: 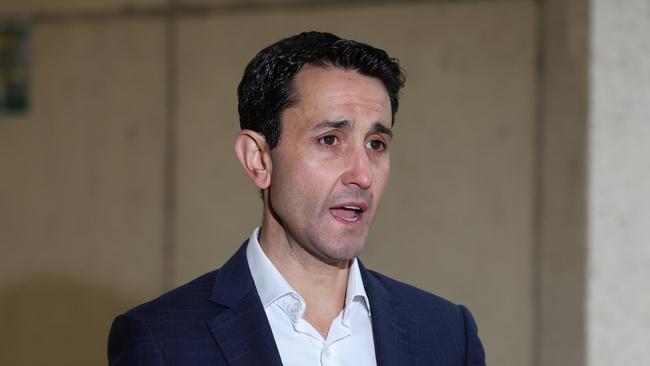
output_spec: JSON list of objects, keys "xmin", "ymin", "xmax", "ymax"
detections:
[
  {"xmin": 290, "ymin": 301, "xmax": 300, "ymax": 313},
  {"xmin": 323, "ymin": 346, "xmax": 331, "ymax": 357}
]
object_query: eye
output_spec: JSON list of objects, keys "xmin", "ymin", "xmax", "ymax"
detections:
[
  {"xmin": 319, "ymin": 135, "xmax": 339, "ymax": 146},
  {"xmin": 367, "ymin": 139, "xmax": 386, "ymax": 152}
]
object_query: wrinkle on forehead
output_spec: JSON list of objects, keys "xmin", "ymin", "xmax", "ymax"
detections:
[{"xmin": 287, "ymin": 66, "xmax": 392, "ymax": 129}]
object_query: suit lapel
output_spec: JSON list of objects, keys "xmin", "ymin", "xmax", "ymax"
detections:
[
  {"xmin": 207, "ymin": 242, "xmax": 283, "ymax": 366},
  {"xmin": 360, "ymin": 260, "xmax": 415, "ymax": 366}
]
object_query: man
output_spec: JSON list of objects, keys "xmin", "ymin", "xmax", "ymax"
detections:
[{"xmin": 108, "ymin": 31, "xmax": 485, "ymax": 366}]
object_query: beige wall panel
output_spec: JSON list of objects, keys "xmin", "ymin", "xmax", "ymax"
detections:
[
  {"xmin": 177, "ymin": 0, "xmax": 530, "ymax": 7},
  {"xmin": 177, "ymin": 0, "xmax": 407, "ymax": 7},
  {"xmin": 176, "ymin": 2, "xmax": 536, "ymax": 366},
  {"xmin": 0, "ymin": 20, "xmax": 166, "ymax": 365},
  {"xmin": 539, "ymin": 0, "xmax": 588, "ymax": 365},
  {"xmin": 0, "ymin": 0, "xmax": 162, "ymax": 14}
]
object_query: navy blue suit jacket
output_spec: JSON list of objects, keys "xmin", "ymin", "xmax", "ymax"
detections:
[{"xmin": 108, "ymin": 242, "xmax": 485, "ymax": 365}]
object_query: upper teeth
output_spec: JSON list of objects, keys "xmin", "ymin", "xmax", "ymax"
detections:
[{"xmin": 344, "ymin": 206, "xmax": 360, "ymax": 211}]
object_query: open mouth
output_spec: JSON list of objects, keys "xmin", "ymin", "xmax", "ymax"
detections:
[{"xmin": 330, "ymin": 205, "xmax": 364, "ymax": 223}]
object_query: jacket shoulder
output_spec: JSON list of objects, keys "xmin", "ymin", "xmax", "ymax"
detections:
[
  {"xmin": 365, "ymin": 269, "xmax": 486, "ymax": 365},
  {"xmin": 365, "ymin": 268, "xmax": 459, "ymax": 310},
  {"xmin": 108, "ymin": 269, "xmax": 226, "ymax": 365},
  {"xmin": 124, "ymin": 269, "xmax": 221, "ymax": 320}
]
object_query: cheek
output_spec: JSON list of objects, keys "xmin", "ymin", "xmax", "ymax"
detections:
[
  {"xmin": 273, "ymin": 159, "xmax": 330, "ymax": 203},
  {"xmin": 295, "ymin": 161, "xmax": 333, "ymax": 197},
  {"xmin": 373, "ymin": 159, "xmax": 390, "ymax": 189}
]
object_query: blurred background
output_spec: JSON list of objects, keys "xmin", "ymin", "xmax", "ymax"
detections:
[{"xmin": 1, "ymin": 0, "xmax": 648, "ymax": 365}]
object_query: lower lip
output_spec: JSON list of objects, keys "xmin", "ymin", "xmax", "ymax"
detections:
[{"xmin": 329, "ymin": 209, "xmax": 364, "ymax": 225}]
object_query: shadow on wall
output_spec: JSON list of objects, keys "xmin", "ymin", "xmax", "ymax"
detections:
[{"xmin": 0, "ymin": 273, "xmax": 138, "ymax": 365}]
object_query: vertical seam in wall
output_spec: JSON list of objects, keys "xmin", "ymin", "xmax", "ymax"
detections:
[
  {"xmin": 162, "ymin": 1, "xmax": 178, "ymax": 291},
  {"xmin": 531, "ymin": 1, "xmax": 546, "ymax": 366},
  {"xmin": 582, "ymin": 1, "xmax": 591, "ymax": 362}
]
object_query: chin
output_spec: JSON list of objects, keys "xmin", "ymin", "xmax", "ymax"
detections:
[
  {"xmin": 306, "ymin": 225, "xmax": 369, "ymax": 262},
  {"xmin": 321, "ymin": 240, "xmax": 366, "ymax": 262}
]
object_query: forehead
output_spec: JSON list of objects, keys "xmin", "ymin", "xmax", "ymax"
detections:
[{"xmin": 288, "ymin": 66, "xmax": 392, "ymax": 125}]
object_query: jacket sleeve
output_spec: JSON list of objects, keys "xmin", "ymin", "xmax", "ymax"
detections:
[
  {"xmin": 108, "ymin": 313, "xmax": 167, "ymax": 366},
  {"xmin": 459, "ymin": 305, "xmax": 486, "ymax": 366}
]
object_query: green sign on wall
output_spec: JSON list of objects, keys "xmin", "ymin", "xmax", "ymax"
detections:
[{"xmin": 1, "ymin": 23, "xmax": 29, "ymax": 114}]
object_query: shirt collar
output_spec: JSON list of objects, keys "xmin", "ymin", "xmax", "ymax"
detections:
[
  {"xmin": 346, "ymin": 256, "xmax": 371, "ymax": 317},
  {"xmin": 246, "ymin": 227, "xmax": 371, "ymax": 319}
]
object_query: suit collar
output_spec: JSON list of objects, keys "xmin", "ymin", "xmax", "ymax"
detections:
[
  {"xmin": 207, "ymin": 241, "xmax": 283, "ymax": 366},
  {"xmin": 359, "ymin": 259, "xmax": 415, "ymax": 366}
]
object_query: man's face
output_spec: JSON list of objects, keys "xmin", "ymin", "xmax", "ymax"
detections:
[{"xmin": 266, "ymin": 66, "xmax": 392, "ymax": 264}]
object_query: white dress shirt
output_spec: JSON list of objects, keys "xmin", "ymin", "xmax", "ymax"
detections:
[{"xmin": 246, "ymin": 228, "xmax": 377, "ymax": 366}]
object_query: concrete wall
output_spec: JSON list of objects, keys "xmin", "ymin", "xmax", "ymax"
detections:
[
  {"xmin": 588, "ymin": 0, "xmax": 650, "ymax": 364},
  {"xmin": 2, "ymin": 1, "xmax": 540, "ymax": 365},
  {"xmin": 0, "ymin": 0, "xmax": 162, "ymax": 14},
  {"xmin": 0, "ymin": 18, "xmax": 166, "ymax": 365}
]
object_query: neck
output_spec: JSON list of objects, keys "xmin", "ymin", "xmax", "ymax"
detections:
[
  {"xmin": 258, "ymin": 221, "xmax": 351, "ymax": 301},
  {"xmin": 258, "ymin": 217, "xmax": 351, "ymax": 337}
]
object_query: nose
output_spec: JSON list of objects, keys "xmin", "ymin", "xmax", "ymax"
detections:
[{"xmin": 341, "ymin": 146, "xmax": 373, "ymax": 189}]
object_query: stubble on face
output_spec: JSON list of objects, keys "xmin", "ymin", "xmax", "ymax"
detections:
[{"xmin": 260, "ymin": 65, "xmax": 392, "ymax": 268}]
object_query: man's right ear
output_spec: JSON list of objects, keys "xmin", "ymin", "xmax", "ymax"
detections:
[{"xmin": 234, "ymin": 130, "xmax": 272, "ymax": 189}]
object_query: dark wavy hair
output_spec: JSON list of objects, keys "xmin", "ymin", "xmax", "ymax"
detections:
[{"xmin": 237, "ymin": 31, "xmax": 406, "ymax": 149}]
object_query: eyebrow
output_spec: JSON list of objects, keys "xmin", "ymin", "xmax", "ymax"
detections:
[
  {"xmin": 311, "ymin": 120, "xmax": 393, "ymax": 138},
  {"xmin": 372, "ymin": 122, "xmax": 393, "ymax": 138}
]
